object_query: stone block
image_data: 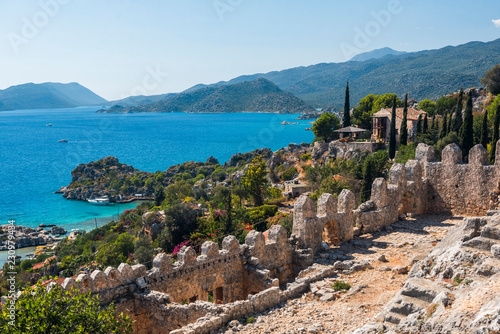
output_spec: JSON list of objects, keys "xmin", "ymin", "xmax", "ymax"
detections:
[
  {"xmin": 469, "ymin": 144, "xmax": 488, "ymax": 166},
  {"xmin": 61, "ymin": 277, "xmax": 77, "ymax": 291},
  {"xmin": 415, "ymin": 143, "xmax": 435, "ymax": 162},
  {"xmin": 245, "ymin": 230, "xmax": 265, "ymax": 255},
  {"xmin": 201, "ymin": 241, "xmax": 219, "ymax": 258},
  {"xmin": 104, "ymin": 266, "xmax": 126, "ymax": 287},
  {"xmin": 91, "ymin": 270, "xmax": 109, "ymax": 292},
  {"xmin": 267, "ymin": 224, "xmax": 288, "ymax": 245},
  {"xmin": 152, "ymin": 253, "xmax": 172, "ymax": 272},
  {"xmin": 118, "ymin": 263, "xmax": 134, "ymax": 281},
  {"xmin": 293, "ymin": 195, "xmax": 317, "ymax": 223},
  {"xmin": 177, "ymin": 246, "xmax": 197, "ymax": 265},
  {"xmin": 76, "ymin": 273, "xmax": 93, "ymax": 292},
  {"xmin": 131, "ymin": 264, "xmax": 147, "ymax": 279},
  {"xmin": 442, "ymin": 143, "xmax": 462, "ymax": 164},
  {"xmin": 389, "ymin": 163, "xmax": 407, "ymax": 187},
  {"xmin": 338, "ymin": 189, "xmax": 355, "ymax": 214},
  {"xmin": 317, "ymin": 193, "xmax": 337, "ymax": 217},
  {"xmin": 222, "ymin": 235, "xmax": 240, "ymax": 253}
]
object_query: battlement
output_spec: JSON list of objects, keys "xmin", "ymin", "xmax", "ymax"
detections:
[{"xmin": 47, "ymin": 142, "xmax": 500, "ymax": 333}]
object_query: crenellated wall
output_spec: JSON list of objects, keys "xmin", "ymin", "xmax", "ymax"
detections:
[{"xmin": 45, "ymin": 142, "xmax": 500, "ymax": 333}]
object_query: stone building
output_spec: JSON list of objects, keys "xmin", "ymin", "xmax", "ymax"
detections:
[{"xmin": 371, "ymin": 107, "xmax": 426, "ymax": 142}]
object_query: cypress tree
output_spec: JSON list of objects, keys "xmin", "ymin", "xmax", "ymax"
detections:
[
  {"xmin": 343, "ymin": 81, "xmax": 351, "ymax": 127},
  {"xmin": 461, "ymin": 91, "xmax": 474, "ymax": 158},
  {"xmin": 490, "ymin": 104, "xmax": 500, "ymax": 163},
  {"xmin": 440, "ymin": 111, "xmax": 448, "ymax": 139},
  {"xmin": 400, "ymin": 94, "xmax": 408, "ymax": 146},
  {"xmin": 453, "ymin": 88, "xmax": 464, "ymax": 133},
  {"xmin": 431, "ymin": 114, "xmax": 437, "ymax": 131},
  {"xmin": 448, "ymin": 106, "xmax": 455, "ymax": 135},
  {"xmin": 416, "ymin": 114, "xmax": 423, "ymax": 136},
  {"xmin": 388, "ymin": 97, "xmax": 397, "ymax": 159},
  {"xmin": 360, "ymin": 157, "xmax": 373, "ymax": 203},
  {"xmin": 481, "ymin": 109, "xmax": 489, "ymax": 148},
  {"xmin": 423, "ymin": 114, "xmax": 429, "ymax": 134}
]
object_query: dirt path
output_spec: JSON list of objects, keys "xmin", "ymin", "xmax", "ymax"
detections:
[{"xmin": 220, "ymin": 215, "xmax": 462, "ymax": 334}]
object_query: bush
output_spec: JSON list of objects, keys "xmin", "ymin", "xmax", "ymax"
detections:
[
  {"xmin": 395, "ymin": 143, "xmax": 416, "ymax": 164},
  {"xmin": 331, "ymin": 281, "xmax": 351, "ymax": 291},
  {"xmin": 0, "ymin": 281, "xmax": 132, "ymax": 333},
  {"xmin": 281, "ymin": 167, "xmax": 298, "ymax": 181},
  {"xmin": 246, "ymin": 317, "xmax": 256, "ymax": 324},
  {"xmin": 300, "ymin": 153, "xmax": 312, "ymax": 161}
]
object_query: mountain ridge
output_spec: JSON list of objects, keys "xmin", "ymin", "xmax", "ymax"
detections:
[
  {"xmin": 0, "ymin": 82, "xmax": 107, "ymax": 111},
  {"xmin": 182, "ymin": 38, "xmax": 500, "ymax": 108},
  {"xmin": 98, "ymin": 78, "xmax": 315, "ymax": 114}
]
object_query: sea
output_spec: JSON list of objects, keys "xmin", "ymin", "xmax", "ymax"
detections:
[{"xmin": 0, "ymin": 107, "xmax": 313, "ymax": 234}]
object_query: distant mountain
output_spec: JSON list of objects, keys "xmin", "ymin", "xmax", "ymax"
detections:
[
  {"xmin": 99, "ymin": 78, "xmax": 315, "ymax": 114},
  {"xmin": 183, "ymin": 39, "xmax": 500, "ymax": 108},
  {"xmin": 0, "ymin": 82, "xmax": 107, "ymax": 111},
  {"xmin": 349, "ymin": 47, "xmax": 407, "ymax": 62},
  {"xmin": 105, "ymin": 93, "xmax": 176, "ymax": 107}
]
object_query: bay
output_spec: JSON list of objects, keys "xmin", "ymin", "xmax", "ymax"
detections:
[{"xmin": 0, "ymin": 107, "xmax": 313, "ymax": 232}]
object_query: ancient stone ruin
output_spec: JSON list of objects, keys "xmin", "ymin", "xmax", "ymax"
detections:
[{"xmin": 48, "ymin": 142, "xmax": 500, "ymax": 333}]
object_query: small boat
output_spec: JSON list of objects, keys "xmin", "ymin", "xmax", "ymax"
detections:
[
  {"xmin": 87, "ymin": 196, "xmax": 110, "ymax": 205},
  {"xmin": 58, "ymin": 139, "xmax": 68, "ymax": 143},
  {"xmin": 46, "ymin": 124, "xmax": 52, "ymax": 127}
]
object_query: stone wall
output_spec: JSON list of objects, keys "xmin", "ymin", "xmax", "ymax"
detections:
[{"xmin": 46, "ymin": 142, "xmax": 500, "ymax": 333}]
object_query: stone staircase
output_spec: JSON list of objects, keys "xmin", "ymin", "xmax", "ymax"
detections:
[{"xmin": 380, "ymin": 278, "xmax": 448, "ymax": 324}]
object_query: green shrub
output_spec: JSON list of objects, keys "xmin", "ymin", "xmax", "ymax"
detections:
[
  {"xmin": 395, "ymin": 143, "xmax": 416, "ymax": 164},
  {"xmin": 332, "ymin": 281, "xmax": 351, "ymax": 291},
  {"xmin": 246, "ymin": 317, "xmax": 255, "ymax": 324},
  {"xmin": 300, "ymin": 153, "xmax": 312, "ymax": 161},
  {"xmin": 281, "ymin": 167, "xmax": 298, "ymax": 181}
]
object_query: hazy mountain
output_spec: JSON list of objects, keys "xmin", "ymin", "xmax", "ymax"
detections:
[
  {"xmin": 98, "ymin": 78, "xmax": 315, "ymax": 114},
  {"xmin": 0, "ymin": 82, "xmax": 107, "ymax": 111},
  {"xmin": 105, "ymin": 93, "xmax": 176, "ymax": 107},
  {"xmin": 183, "ymin": 39, "xmax": 500, "ymax": 108},
  {"xmin": 349, "ymin": 47, "xmax": 407, "ymax": 62}
]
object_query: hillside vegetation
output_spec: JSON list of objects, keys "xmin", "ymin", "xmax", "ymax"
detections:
[
  {"xmin": 187, "ymin": 39, "xmax": 500, "ymax": 108},
  {"xmin": 99, "ymin": 78, "xmax": 315, "ymax": 114}
]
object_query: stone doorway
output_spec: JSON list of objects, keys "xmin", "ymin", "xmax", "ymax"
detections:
[
  {"xmin": 399, "ymin": 191, "xmax": 416, "ymax": 216},
  {"xmin": 323, "ymin": 219, "xmax": 340, "ymax": 245}
]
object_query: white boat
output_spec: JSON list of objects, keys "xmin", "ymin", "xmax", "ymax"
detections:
[
  {"xmin": 87, "ymin": 197, "xmax": 110, "ymax": 205},
  {"xmin": 46, "ymin": 124, "xmax": 53, "ymax": 127}
]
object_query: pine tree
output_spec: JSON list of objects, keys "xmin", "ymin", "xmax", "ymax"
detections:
[
  {"xmin": 360, "ymin": 157, "xmax": 373, "ymax": 203},
  {"xmin": 461, "ymin": 91, "xmax": 474, "ymax": 158},
  {"xmin": 400, "ymin": 94, "xmax": 408, "ymax": 146},
  {"xmin": 491, "ymin": 104, "xmax": 500, "ymax": 163},
  {"xmin": 343, "ymin": 81, "xmax": 351, "ymax": 127},
  {"xmin": 388, "ymin": 97, "xmax": 397, "ymax": 159},
  {"xmin": 416, "ymin": 114, "xmax": 423, "ymax": 137},
  {"xmin": 453, "ymin": 88, "xmax": 464, "ymax": 133},
  {"xmin": 481, "ymin": 109, "xmax": 489, "ymax": 148},
  {"xmin": 423, "ymin": 114, "xmax": 428, "ymax": 134},
  {"xmin": 440, "ymin": 111, "xmax": 448, "ymax": 139}
]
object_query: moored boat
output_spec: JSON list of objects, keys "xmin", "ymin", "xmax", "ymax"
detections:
[{"xmin": 87, "ymin": 196, "xmax": 110, "ymax": 205}]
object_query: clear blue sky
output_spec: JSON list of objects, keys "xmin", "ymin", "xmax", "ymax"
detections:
[{"xmin": 1, "ymin": 0, "xmax": 499, "ymax": 101}]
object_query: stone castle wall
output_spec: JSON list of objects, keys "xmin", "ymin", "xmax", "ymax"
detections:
[{"xmin": 46, "ymin": 142, "xmax": 500, "ymax": 333}]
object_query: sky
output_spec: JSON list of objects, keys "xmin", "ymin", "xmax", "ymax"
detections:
[{"xmin": 0, "ymin": 0, "xmax": 500, "ymax": 101}]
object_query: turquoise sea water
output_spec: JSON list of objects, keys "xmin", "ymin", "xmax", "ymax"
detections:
[{"xmin": 0, "ymin": 107, "xmax": 313, "ymax": 232}]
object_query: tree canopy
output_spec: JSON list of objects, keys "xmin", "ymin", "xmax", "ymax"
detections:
[
  {"xmin": 481, "ymin": 64, "xmax": 500, "ymax": 95},
  {"xmin": 352, "ymin": 93, "xmax": 402, "ymax": 130},
  {"xmin": 312, "ymin": 112, "xmax": 340, "ymax": 142}
]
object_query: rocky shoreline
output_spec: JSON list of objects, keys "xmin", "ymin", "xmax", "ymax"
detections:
[{"xmin": 0, "ymin": 224, "xmax": 67, "ymax": 251}]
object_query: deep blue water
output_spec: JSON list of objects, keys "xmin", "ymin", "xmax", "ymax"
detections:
[{"xmin": 0, "ymin": 107, "xmax": 313, "ymax": 232}]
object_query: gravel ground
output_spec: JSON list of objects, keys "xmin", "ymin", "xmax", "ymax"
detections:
[{"xmin": 219, "ymin": 215, "xmax": 462, "ymax": 334}]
